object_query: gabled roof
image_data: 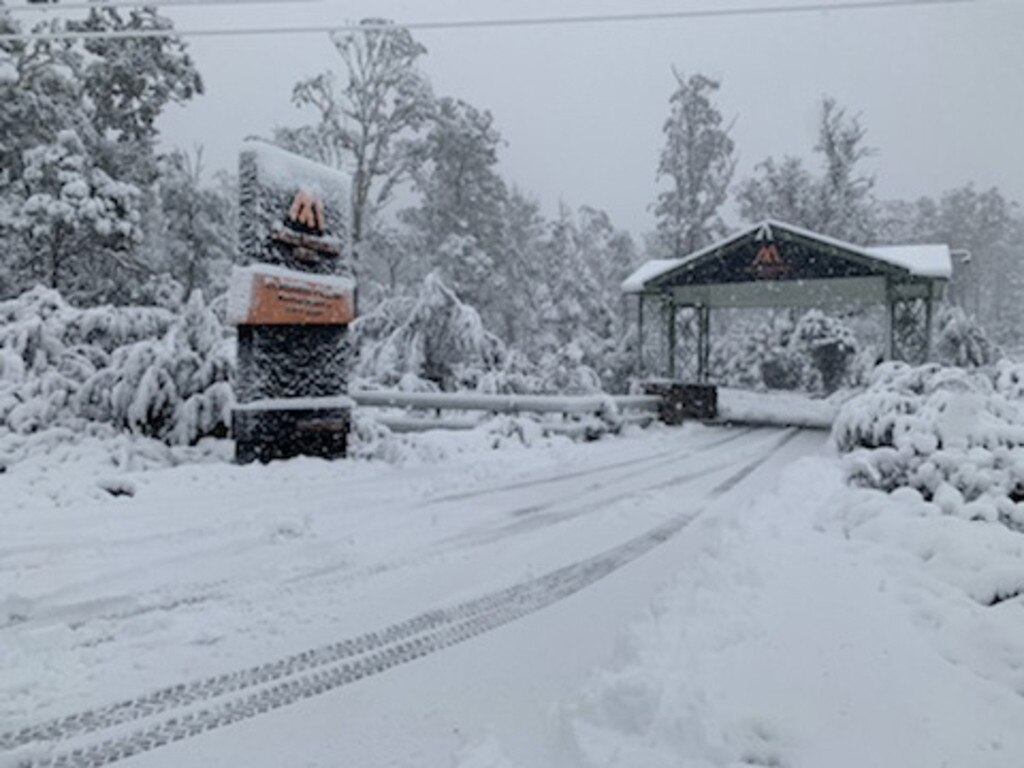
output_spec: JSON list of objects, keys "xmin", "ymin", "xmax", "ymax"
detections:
[{"xmin": 622, "ymin": 219, "xmax": 952, "ymax": 294}]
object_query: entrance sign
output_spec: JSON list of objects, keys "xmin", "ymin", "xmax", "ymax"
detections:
[
  {"xmin": 238, "ymin": 140, "xmax": 349, "ymax": 272},
  {"xmin": 228, "ymin": 264, "xmax": 355, "ymax": 326},
  {"xmin": 230, "ymin": 140, "xmax": 355, "ymax": 463}
]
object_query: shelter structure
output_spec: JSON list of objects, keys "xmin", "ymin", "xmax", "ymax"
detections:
[{"xmin": 622, "ymin": 220, "xmax": 952, "ymax": 381}]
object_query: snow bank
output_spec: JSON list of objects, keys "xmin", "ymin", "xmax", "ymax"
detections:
[
  {"xmin": 833, "ymin": 362, "xmax": 1024, "ymax": 529},
  {"xmin": 717, "ymin": 387, "xmax": 843, "ymax": 430},
  {"xmin": 462, "ymin": 456, "xmax": 1024, "ymax": 767}
]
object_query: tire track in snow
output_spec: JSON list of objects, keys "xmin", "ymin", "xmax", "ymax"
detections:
[
  {"xmin": 282, "ymin": 427, "xmax": 758, "ymax": 590},
  {"xmin": 424, "ymin": 426, "xmax": 757, "ymax": 505},
  {"xmin": 2, "ymin": 429, "xmax": 800, "ymax": 767}
]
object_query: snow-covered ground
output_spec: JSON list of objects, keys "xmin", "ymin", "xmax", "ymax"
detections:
[
  {"xmin": 3, "ymin": 419, "xmax": 1023, "ymax": 768},
  {"xmin": 716, "ymin": 387, "xmax": 842, "ymax": 429}
]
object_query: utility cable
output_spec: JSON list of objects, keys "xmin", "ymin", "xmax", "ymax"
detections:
[{"xmin": 0, "ymin": 0, "xmax": 987, "ymax": 41}]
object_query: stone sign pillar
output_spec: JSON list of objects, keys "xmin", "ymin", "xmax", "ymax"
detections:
[{"xmin": 228, "ymin": 140, "xmax": 355, "ymax": 463}]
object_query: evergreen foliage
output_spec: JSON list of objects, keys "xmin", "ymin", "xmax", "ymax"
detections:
[
  {"xmin": 652, "ymin": 71, "xmax": 735, "ymax": 257},
  {"xmin": 0, "ymin": 287, "xmax": 231, "ymax": 444}
]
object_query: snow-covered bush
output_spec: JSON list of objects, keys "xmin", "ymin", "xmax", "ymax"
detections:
[
  {"xmin": 536, "ymin": 341, "xmax": 603, "ymax": 395},
  {"xmin": 353, "ymin": 272, "xmax": 505, "ymax": 391},
  {"xmin": 0, "ymin": 286, "xmax": 174, "ymax": 433},
  {"xmin": 0, "ymin": 286, "xmax": 232, "ymax": 445},
  {"xmin": 354, "ymin": 272, "xmax": 604, "ymax": 396},
  {"xmin": 75, "ymin": 291, "xmax": 234, "ymax": 444},
  {"xmin": 833, "ymin": 361, "xmax": 1024, "ymax": 531},
  {"xmin": 934, "ymin": 305, "xmax": 999, "ymax": 368},
  {"xmin": 759, "ymin": 347, "xmax": 808, "ymax": 391},
  {"xmin": 711, "ymin": 313, "xmax": 795, "ymax": 390},
  {"xmin": 790, "ymin": 309, "xmax": 858, "ymax": 393},
  {"xmin": 711, "ymin": 310, "xmax": 858, "ymax": 394}
]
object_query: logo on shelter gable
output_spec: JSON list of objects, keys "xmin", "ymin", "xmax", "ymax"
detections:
[{"xmin": 749, "ymin": 242, "xmax": 787, "ymax": 279}]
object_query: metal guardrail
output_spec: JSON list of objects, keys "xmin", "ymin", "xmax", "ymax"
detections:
[
  {"xmin": 350, "ymin": 391, "xmax": 662, "ymax": 434},
  {"xmin": 350, "ymin": 390, "xmax": 661, "ymax": 415}
]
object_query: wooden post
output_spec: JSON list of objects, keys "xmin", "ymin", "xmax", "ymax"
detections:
[
  {"xmin": 924, "ymin": 282, "xmax": 935, "ymax": 362},
  {"xmin": 885, "ymin": 280, "xmax": 896, "ymax": 361},
  {"xmin": 637, "ymin": 294, "xmax": 645, "ymax": 377},
  {"xmin": 667, "ymin": 297, "xmax": 677, "ymax": 379},
  {"xmin": 698, "ymin": 305, "xmax": 711, "ymax": 383}
]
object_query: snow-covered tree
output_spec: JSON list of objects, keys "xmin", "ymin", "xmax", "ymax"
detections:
[
  {"xmin": 11, "ymin": 130, "xmax": 143, "ymax": 298},
  {"xmin": 278, "ymin": 18, "xmax": 435, "ymax": 256},
  {"xmin": 790, "ymin": 309, "xmax": 858, "ymax": 393},
  {"xmin": 878, "ymin": 186, "xmax": 1023, "ymax": 347},
  {"xmin": 735, "ymin": 157, "xmax": 818, "ymax": 230},
  {"xmin": 405, "ymin": 97, "xmax": 506, "ymax": 254},
  {"xmin": 401, "ymin": 97, "xmax": 509, "ymax": 299},
  {"xmin": 813, "ymin": 99, "xmax": 876, "ymax": 243},
  {"xmin": 0, "ymin": 5, "xmax": 204, "ymax": 304},
  {"xmin": 354, "ymin": 271, "xmax": 505, "ymax": 391},
  {"xmin": 65, "ymin": 6, "xmax": 204, "ymax": 186},
  {"xmin": 737, "ymin": 97, "xmax": 877, "ymax": 243},
  {"xmin": 934, "ymin": 306, "xmax": 998, "ymax": 368},
  {"xmin": 153, "ymin": 147, "xmax": 235, "ymax": 299},
  {"xmin": 652, "ymin": 71, "xmax": 735, "ymax": 257}
]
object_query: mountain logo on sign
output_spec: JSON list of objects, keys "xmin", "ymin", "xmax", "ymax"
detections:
[
  {"xmin": 750, "ymin": 243, "xmax": 786, "ymax": 278},
  {"xmin": 287, "ymin": 190, "xmax": 325, "ymax": 236}
]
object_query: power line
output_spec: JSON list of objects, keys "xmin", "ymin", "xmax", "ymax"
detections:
[
  {"xmin": 0, "ymin": 0, "xmax": 987, "ymax": 41},
  {"xmin": 5, "ymin": 0, "xmax": 316, "ymax": 12}
]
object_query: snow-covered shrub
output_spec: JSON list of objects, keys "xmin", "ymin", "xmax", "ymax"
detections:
[
  {"xmin": 759, "ymin": 347, "xmax": 808, "ymax": 391},
  {"xmin": 354, "ymin": 272, "xmax": 605, "ymax": 396},
  {"xmin": 790, "ymin": 309, "xmax": 858, "ymax": 393},
  {"xmin": 0, "ymin": 286, "xmax": 174, "ymax": 433},
  {"xmin": 74, "ymin": 291, "xmax": 233, "ymax": 444},
  {"xmin": 935, "ymin": 306, "xmax": 998, "ymax": 368},
  {"xmin": 0, "ymin": 286, "xmax": 232, "ymax": 446},
  {"xmin": 354, "ymin": 272, "xmax": 506, "ymax": 391},
  {"xmin": 993, "ymin": 359, "xmax": 1024, "ymax": 400},
  {"xmin": 833, "ymin": 362, "xmax": 1024, "ymax": 531},
  {"xmin": 536, "ymin": 341, "xmax": 603, "ymax": 395},
  {"xmin": 710, "ymin": 313, "xmax": 795, "ymax": 391},
  {"xmin": 711, "ymin": 310, "xmax": 857, "ymax": 393}
]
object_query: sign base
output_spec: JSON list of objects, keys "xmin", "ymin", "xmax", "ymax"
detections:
[{"xmin": 233, "ymin": 401, "xmax": 351, "ymax": 464}]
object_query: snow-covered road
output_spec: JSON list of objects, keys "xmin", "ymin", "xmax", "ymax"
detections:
[{"xmin": 1, "ymin": 424, "xmax": 824, "ymax": 767}]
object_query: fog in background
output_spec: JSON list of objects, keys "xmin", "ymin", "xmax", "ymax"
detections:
[{"xmin": 150, "ymin": 0, "xmax": 1024, "ymax": 237}]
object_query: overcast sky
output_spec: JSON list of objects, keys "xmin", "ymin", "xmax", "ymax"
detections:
[{"xmin": 140, "ymin": 0, "xmax": 1024, "ymax": 237}]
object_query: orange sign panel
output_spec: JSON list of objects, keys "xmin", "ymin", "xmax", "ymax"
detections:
[{"xmin": 243, "ymin": 274, "xmax": 354, "ymax": 325}]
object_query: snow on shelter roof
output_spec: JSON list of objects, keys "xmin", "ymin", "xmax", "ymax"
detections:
[
  {"xmin": 865, "ymin": 244, "xmax": 953, "ymax": 280},
  {"xmin": 621, "ymin": 220, "xmax": 952, "ymax": 293}
]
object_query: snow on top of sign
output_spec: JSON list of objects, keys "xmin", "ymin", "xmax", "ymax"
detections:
[
  {"xmin": 226, "ymin": 263, "xmax": 356, "ymax": 325},
  {"xmin": 866, "ymin": 244, "xmax": 953, "ymax": 279},
  {"xmin": 621, "ymin": 219, "xmax": 952, "ymax": 292},
  {"xmin": 240, "ymin": 139, "xmax": 351, "ymax": 197}
]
